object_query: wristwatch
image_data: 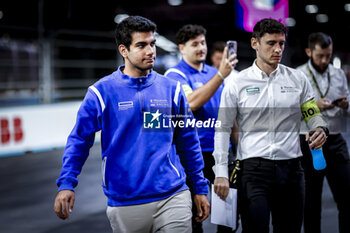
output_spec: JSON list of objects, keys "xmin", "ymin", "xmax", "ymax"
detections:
[{"xmin": 317, "ymin": 126, "xmax": 329, "ymax": 137}]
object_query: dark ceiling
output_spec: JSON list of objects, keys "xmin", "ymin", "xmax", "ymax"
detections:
[{"xmin": 1, "ymin": 0, "xmax": 350, "ymax": 68}]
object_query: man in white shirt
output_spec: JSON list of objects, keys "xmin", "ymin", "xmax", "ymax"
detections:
[
  {"xmin": 297, "ymin": 32, "xmax": 350, "ymax": 233},
  {"xmin": 213, "ymin": 18, "xmax": 328, "ymax": 233}
]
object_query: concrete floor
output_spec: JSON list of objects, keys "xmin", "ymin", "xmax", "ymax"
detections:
[{"xmin": 0, "ymin": 142, "xmax": 343, "ymax": 233}]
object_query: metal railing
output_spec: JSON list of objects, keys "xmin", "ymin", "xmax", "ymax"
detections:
[{"xmin": 0, "ymin": 31, "xmax": 120, "ymax": 106}]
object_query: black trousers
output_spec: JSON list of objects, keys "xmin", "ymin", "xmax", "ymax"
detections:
[
  {"xmin": 300, "ymin": 134, "xmax": 350, "ymax": 233},
  {"xmin": 238, "ymin": 157, "xmax": 304, "ymax": 233}
]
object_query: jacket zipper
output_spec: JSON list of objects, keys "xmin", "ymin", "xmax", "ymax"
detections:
[{"xmin": 138, "ymin": 78, "xmax": 144, "ymax": 113}]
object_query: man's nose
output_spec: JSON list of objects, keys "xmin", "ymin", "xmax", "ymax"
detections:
[
  {"xmin": 145, "ymin": 45, "xmax": 155, "ymax": 55},
  {"xmin": 198, "ymin": 43, "xmax": 206, "ymax": 50},
  {"xmin": 274, "ymin": 45, "xmax": 282, "ymax": 53},
  {"xmin": 321, "ymin": 56, "xmax": 329, "ymax": 64}
]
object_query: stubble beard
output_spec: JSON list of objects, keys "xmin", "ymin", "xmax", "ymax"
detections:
[{"xmin": 311, "ymin": 58, "xmax": 328, "ymax": 74}]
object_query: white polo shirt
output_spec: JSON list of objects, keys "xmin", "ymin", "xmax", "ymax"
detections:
[
  {"xmin": 213, "ymin": 61, "xmax": 315, "ymax": 178},
  {"xmin": 297, "ymin": 60, "xmax": 350, "ymax": 135}
]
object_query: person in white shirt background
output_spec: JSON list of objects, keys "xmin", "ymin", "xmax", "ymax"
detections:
[
  {"xmin": 212, "ymin": 18, "xmax": 328, "ymax": 233},
  {"xmin": 297, "ymin": 32, "xmax": 350, "ymax": 233}
]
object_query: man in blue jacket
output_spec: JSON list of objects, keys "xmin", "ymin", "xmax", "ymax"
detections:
[
  {"xmin": 53, "ymin": 16, "xmax": 210, "ymax": 233},
  {"xmin": 165, "ymin": 24, "xmax": 238, "ymax": 233}
]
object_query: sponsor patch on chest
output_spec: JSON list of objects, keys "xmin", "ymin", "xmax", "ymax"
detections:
[
  {"xmin": 246, "ymin": 87, "xmax": 260, "ymax": 95},
  {"xmin": 118, "ymin": 101, "xmax": 134, "ymax": 110},
  {"xmin": 150, "ymin": 99, "xmax": 169, "ymax": 107},
  {"xmin": 280, "ymin": 86, "xmax": 298, "ymax": 93},
  {"xmin": 193, "ymin": 82, "xmax": 203, "ymax": 89}
]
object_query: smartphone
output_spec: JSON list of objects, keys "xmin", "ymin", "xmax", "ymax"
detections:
[
  {"xmin": 331, "ymin": 97, "xmax": 345, "ymax": 105},
  {"xmin": 226, "ymin": 40, "xmax": 237, "ymax": 58}
]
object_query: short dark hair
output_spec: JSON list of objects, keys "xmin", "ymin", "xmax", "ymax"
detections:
[
  {"xmin": 211, "ymin": 41, "xmax": 226, "ymax": 54},
  {"xmin": 308, "ymin": 32, "xmax": 333, "ymax": 50},
  {"xmin": 115, "ymin": 16, "xmax": 157, "ymax": 50},
  {"xmin": 252, "ymin": 18, "xmax": 287, "ymax": 40},
  {"xmin": 175, "ymin": 24, "xmax": 207, "ymax": 45}
]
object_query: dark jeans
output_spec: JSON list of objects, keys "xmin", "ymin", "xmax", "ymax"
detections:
[
  {"xmin": 300, "ymin": 134, "xmax": 350, "ymax": 233},
  {"xmin": 191, "ymin": 149, "xmax": 237, "ymax": 233},
  {"xmin": 238, "ymin": 157, "xmax": 304, "ymax": 233}
]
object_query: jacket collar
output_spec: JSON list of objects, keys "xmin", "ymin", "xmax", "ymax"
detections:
[
  {"xmin": 179, "ymin": 59, "xmax": 209, "ymax": 74},
  {"xmin": 252, "ymin": 59, "xmax": 280, "ymax": 80},
  {"xmin": 115, "ymin": 66, "xmax": 156, "ymax": 88}
]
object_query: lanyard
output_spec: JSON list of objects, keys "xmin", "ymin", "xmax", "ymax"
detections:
[{"xmin": 306, "ymin": 64, "xmax": 330, "ymax": 98}]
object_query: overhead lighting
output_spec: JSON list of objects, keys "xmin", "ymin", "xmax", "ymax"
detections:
[
  {"xmin": 286, "ymin": 17, "xmax": 296, "ymax": 27},
  {"xmin": 333, "ymin": 57, "xmax": 341, "ymax": 69},
  {"xmin": 114, "ymin": 14, "xmax": 129, "ymax": 24},
  {"xmin": 154, "ymin": 33, "xmax": 178, "ymax": 54},
  {"xmin": 253, "ymin": 0, "xmax": 274, "ymax": 10},
  {"xmin": 0, "ymin": 11, "xmax": 3, "ymax": 20},
  {"xmin": 168, "ymin": 0, "xmax": 182, "ymax": 6},
  {"xmin": 305, "ymin": 5, "xmax": 318, "ymax": 14},
  {"xmin": 213, "ymin": 0, "xmax": 227, "ymax": 4},
  {"xmin": 345, "ymin": 3, "xmax": 350, "ymax": 11},
  {"xmin": 316, "ymin": 14, "xmax": 328, "ymax": 23}
]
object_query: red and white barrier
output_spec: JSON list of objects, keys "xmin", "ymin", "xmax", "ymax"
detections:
[{"xmin": 0, "ymin": 102, "xmax": 84, "ymax": 156}]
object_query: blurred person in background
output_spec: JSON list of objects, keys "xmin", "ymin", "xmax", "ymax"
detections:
[
  {"xmin": 297, "ymin": 32, "xmax": 350, "ymax": 233},
  {"xmin": 210, "ymin": 41, "xmax": 226, "ymax": 69},
  {"xmin": 209, "ymin": 40, "xmax": 240, "ymax": 88},
  {"xmin": 213, "ymin": 18, "xmax": 328, "ymax": 233},
  {"xmin": 53, "ymin": 15, "xmax": 210, "ymax": 233},
  {"xmin": 164, "ymin": 24, "xmax": 238, "ymax": 233}
]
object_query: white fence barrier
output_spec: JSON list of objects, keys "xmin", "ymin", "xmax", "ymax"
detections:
[{"xmin": 0, "ymin": 102, "xmax": 89, "ymax": 156}]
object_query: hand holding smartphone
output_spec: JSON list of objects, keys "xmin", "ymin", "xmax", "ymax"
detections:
[
  {"xmin": 226, "ymin": 40, "xmax": 237, "ymax": 58},
  {"xmin": 331, "ymin": 97, "xmax": 346, "ymax": 105}
]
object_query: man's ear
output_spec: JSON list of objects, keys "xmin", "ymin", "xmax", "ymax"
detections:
[
  {"xmin": 178, "ymin": 44, "xmax": 184, "ymax": 54},
  {"xmin": 305, "ymin": 48, "xmax": 311, "ymax": 57},
  {"xmin": 251, "ymin": 37, "xmax": 258, "ymax": 51},
  {"xmin": 118, "ymin": 44, "xmax": 128, "ymax": 58}
]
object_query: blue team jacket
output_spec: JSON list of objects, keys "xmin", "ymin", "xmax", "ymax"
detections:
[
  {"xmin": 56, "ymin": 66, "xmax": 209, "ymax": 207},
  {"xmin": 165, "ymin": 60, "xmax": 224, "ymax": 152}
]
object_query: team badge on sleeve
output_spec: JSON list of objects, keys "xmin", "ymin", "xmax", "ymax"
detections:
[{"xmin": 181, "ymin": 84, "xmax": 193, "ymax": 97}]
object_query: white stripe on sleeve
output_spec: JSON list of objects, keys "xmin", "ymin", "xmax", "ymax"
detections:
[
  {"xmin": 89, "ymin": 85, "xmax": 106, "ymax": 112},
  {"xmin": 174, "ymin": 81, "xmax": 181, "ymax": 106},
  {"xmin": 164, "ymin": 68, "xmax": 187, "ymax": 81}
]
